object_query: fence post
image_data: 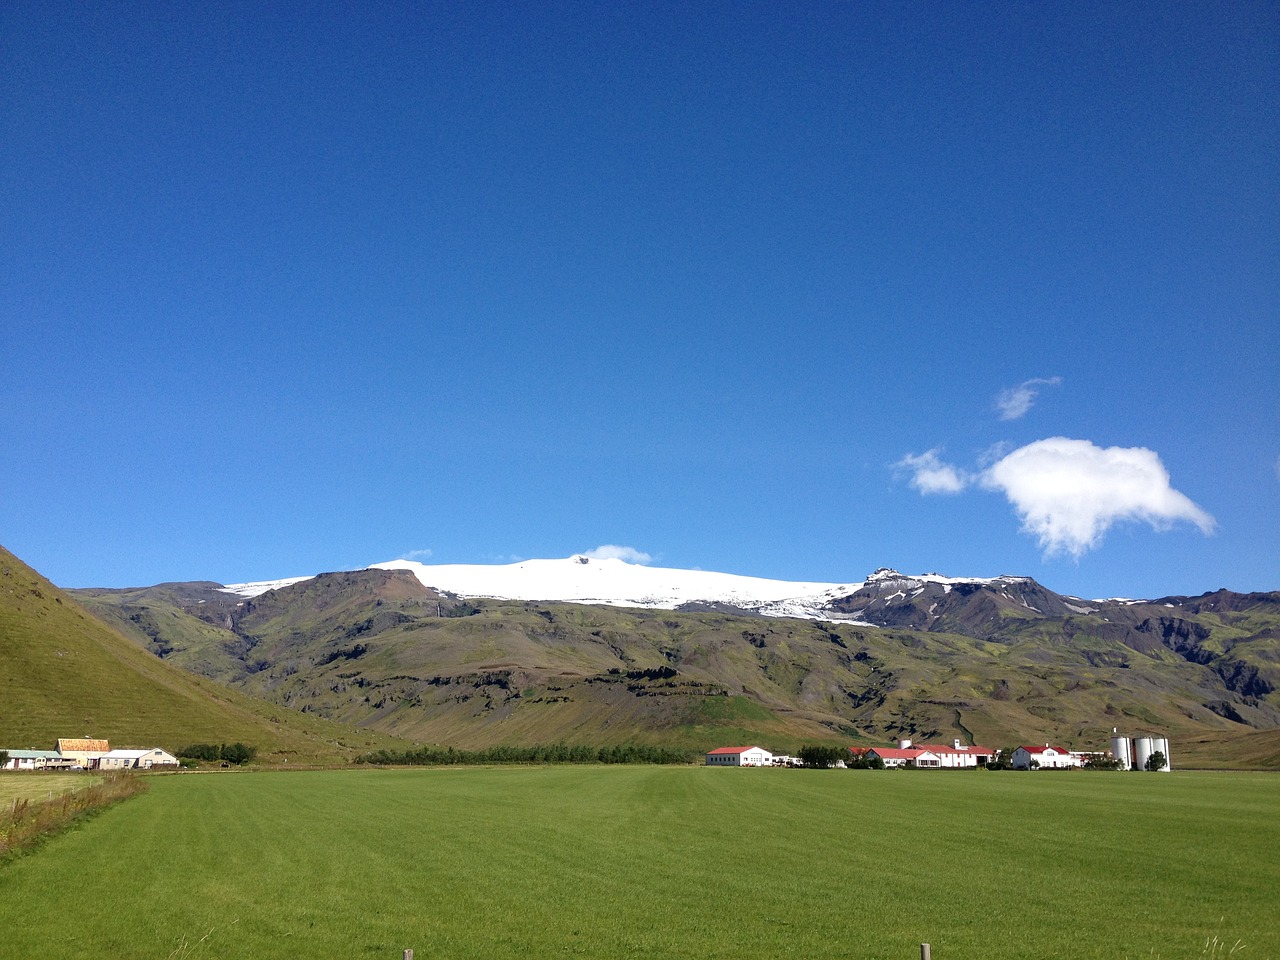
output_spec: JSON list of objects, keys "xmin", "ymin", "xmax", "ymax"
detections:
[{"xmin": 921, "ymin": 944, "xmax": 931, "ymax": 960}]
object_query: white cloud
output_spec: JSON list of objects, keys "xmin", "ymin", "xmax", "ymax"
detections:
[
  {"xmin": 894, "ymin": 450, "xmax": 971, "ymax": 495},
  {"xmin": 981, "ymin": 437, "xmax": 1215, "ymax": 558},
  {"xmin": 995, "ymin": 377, "xmax": 1063, "ymax": 421},
  {"xmin": 398, "ymin": 548, "xmax": 433, "ymax": 561},
  {"xmin": 977, "ymin": 441, "xmax": 1011, "ymax": 469},
  {"xmin": 582, "ymin": 544, "xmax": 653, "ymax": 564}
]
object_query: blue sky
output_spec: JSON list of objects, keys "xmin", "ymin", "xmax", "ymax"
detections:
[{"xmin": 2, "ymin": 2, "xmax": 1277, "ymax": 599}]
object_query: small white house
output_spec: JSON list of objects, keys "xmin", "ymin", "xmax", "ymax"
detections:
[
  {"xmin": 1011, "ymin": 744, "xmax": 1079, "ymax": 770},
  {"xmin": 97, "ymin": 748, "xmax": 180, "ymax": 770},
  {"xmin": 706, "ymin": 746, "xmax": 774, "ymax": 767},
  {"xmin": 1, "ymin": 749, "xmax": 56, "ymax": 771}
]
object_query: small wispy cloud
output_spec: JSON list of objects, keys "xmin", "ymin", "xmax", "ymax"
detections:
[
  {"xmin": 397, "ymin": 548, "xmax": 434, "ymax": 561},
  {"xmin": 995, "ymin": 377, "xmax": 1063, "ymax": 421},
  {"xmin": 894, "ymin": 449, "xmax": 970, "ymax": 495},
  {"xmin": 894, "ymin": 437, "xmax": 1214, "ymax": 558},
  {"xmin": 582, "ymin": 544, "xmax": 653, "ymax": 564}
]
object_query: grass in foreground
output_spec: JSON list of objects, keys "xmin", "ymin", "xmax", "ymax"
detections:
[
  {"xmin": 0, "ymin": 771, "xmax": 144, "ymax": 860},
  {"xmin": 0, "ymin": 768, "xmax": 1275, "ymax": 960}
]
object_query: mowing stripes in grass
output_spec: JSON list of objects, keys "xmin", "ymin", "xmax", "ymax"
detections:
[{"xmin": 0, "ymin": 768, "xmax": 1275, "ymax": 959}]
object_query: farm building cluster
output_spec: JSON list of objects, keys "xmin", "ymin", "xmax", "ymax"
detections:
[
  {"xmin": 0, "ymin": 738, "xmax": 178, "ymax": 772},
  {"xmin": 707, "ymin": 732, "xmax": 1172, "ymax": 771}
]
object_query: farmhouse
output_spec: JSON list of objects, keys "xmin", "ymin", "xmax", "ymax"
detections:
[
  {"xmin": 706, "ymin": 746, "xmax": 773, "ymax": 767},
  {"xmin": 861, "ymin": 739, "xmax": 995, "ymax": 769},
  {"xmin": 97, "ymin": 748, "xmax": 180, "ymax": 770},
  {"xmin": 911, "ymin": 739, "xmax": 995, "ymax": 768},
  {"xmin": 1, "ymin": 738, "xmax": 178, "ymax": 772},
  {"xmin": 1011, "ymin": 744, "xmax": 1079, "ymax": 770},
  {"xmin": 866, "ymin": 746, "xmax": 942, "ymax": 768},
  {"xmin": 55, "ymin": 738, "xmax": 111, "ymax": 768}
]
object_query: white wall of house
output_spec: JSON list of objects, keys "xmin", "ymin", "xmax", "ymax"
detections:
[
  {"xmin": 1011, "ymin": 746, "xmax": 1079, "ymax": 770},
  {"xmin": 1, "ymin": 751, "xmax": 54, "ymax": 770},
  {"xmin": 706, "ymin": 747, "xmax": 774, "ymax": 767},
  {"xmin": 98, "ymin": 748, "xmax": 180, "ymax": 770}
]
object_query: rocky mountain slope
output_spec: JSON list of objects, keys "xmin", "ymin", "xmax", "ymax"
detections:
[{"xmin": 70, "ymin": 559, "xmax": 1280, "ymax": 759}]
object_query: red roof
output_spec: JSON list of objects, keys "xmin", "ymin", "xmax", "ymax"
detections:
[{"xmin": 707, "ymin": 745, "xmax": 763, "ymax": 755}]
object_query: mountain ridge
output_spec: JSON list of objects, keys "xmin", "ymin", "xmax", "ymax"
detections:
[
  {"xmin": 70, "ymin": 559, "xmax": 1280, "ymax": 764},
  {"xmin": 221, "ymin": 555, "xmax": 1147, "ymax": 621}
]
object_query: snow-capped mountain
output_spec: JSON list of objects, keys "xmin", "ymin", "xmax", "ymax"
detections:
[
  {"xmin": 220, "ymin": 555, "xmax": 1074, "ymax": 624},
  {"xmin": 224, "ymin": 555, "xmax": 865, "ymax": 620}
]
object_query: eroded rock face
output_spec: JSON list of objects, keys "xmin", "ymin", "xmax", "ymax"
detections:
[{"xmin": 827, "ymin": 571, "xmax": 1090, "ymax": 635}]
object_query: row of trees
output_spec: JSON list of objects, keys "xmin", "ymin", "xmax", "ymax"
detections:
[
  {"xmin": 177, "ymin": 743, "xmax": 257, "ymax": 765},
  {"xmin": 356, "ymin": 743, "xmax": 698, "ymax": 766}
]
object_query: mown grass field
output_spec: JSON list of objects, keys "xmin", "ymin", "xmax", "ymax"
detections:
[
  {"xmin": 0, "ymin": 767, "xmax": 1275, "ymax": 960},
  {"xmin": 0, "ymin": 772, "xmax": 101, "ymax": 806}
]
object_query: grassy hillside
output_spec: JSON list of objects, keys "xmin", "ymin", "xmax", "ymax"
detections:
[
  {"xmin": 0, "ymin": 546, "xmax": 408, "ymax": 762},
  {"xmin": 1175, "ymin": 727, "xmax": 1280, "ymax": 770},
  {"xmin": 74, "ymin": 569, "xmax": 1280, "ymax": 764}
]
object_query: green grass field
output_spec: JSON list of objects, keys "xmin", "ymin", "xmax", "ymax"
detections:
[
  {"xmin": 0, "ymin": 768, "xmax": 1275, "ymax": 960},
  {"xmin": 0, "ymin": 772, "xmax": 101, "ymax": 806}
]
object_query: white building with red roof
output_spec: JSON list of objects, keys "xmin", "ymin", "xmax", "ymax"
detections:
[
  {"xmin": 705, "ymin": 746, "xmax": 774, "ymax": 767},
  {"xmin": 863, "ymin": 739, "xmax": 995, "ymax": 769},
  {"xmin": 1011, "ymin": 744, "xmax": 1079, "ymax": 770},
  {"xmin": 865, "ymin": 745, "xmax": 942, "ymax": 768}
]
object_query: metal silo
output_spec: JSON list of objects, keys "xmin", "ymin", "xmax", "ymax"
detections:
[
  {"xmin": 1154, "ymin": 737, "xmax": 1171, "ymax": 771},
  {"xmin": 1134, "ymin": 736, "xmax": 1154, "ymax": 771},
  {"xmin": 1111, "ymin": 735, "xmax": 1132, "ymax": 770}
]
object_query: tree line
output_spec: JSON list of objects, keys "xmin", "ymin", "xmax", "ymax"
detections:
[
  {"xmin": 355, "ymin": 743, "xmax": 698, "ymax": 766},
  {"xmin": 177, "ymin": 743, "xmax": 257, "ymax": 765}
]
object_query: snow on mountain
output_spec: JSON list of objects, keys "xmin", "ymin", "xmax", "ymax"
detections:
[
  {"xmin": 862, "ymin": 567, "xmax": 1029, "ymax": 590},
  {"xmin": 371, "ymin": 555, "xmax": 864, "ymax": 620},
  {"xmin": 219, "ymin": 557, "xmax": 1027, "ymax": 622},
  {"xmin": 219, "ymin": 575, "xmax": 315, "ymax": 598}
]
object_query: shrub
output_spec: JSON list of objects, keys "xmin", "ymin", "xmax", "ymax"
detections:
[
  {"xmin": 798, "ymin": 745, "xmax": 845, "ymax": 769},
  {"xmin": 1084, "ymin": 754, "xmax": 1124, "ymax": 771},
  {"xmin": 177, "ymin": 743, "xmax": 257, "ymax": 765},
  {"xmin": 848, "ymin": 752, "xmax": 885, "ymax": 770},
  {"xmin": 178, "ymin": 743, "xmax": 221, "ymax": 762},
  {"xmin": 354, "ymin": 743, "xmax": 697, "ymax": 766},
  {"xmin": 220, "ymin": 743, "xmax": 257, "ymax": 765}
]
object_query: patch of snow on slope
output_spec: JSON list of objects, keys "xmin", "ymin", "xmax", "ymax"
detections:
[{"xmin": 219, "ymin": 575, "xmax": 315, "ymax": 598}]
